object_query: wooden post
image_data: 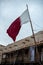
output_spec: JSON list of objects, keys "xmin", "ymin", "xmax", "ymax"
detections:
[
  {"xmin": 10, "ymin": 53, "xmax": 11, "ymax": 64},
  {"xmin": 21, "ymin": 50, "xmax": 24, "ymax": 63},
  {"xmin": 14, "ymin": 51, "xmax": 19, "ymax": 64}
]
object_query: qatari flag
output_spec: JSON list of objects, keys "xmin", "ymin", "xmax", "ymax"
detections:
[{"xmin": 7, "ymin": 9, "xmax": 30, "ymax": 41}]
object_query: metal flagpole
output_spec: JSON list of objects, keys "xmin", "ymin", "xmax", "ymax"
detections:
[
  {"xmin": 26, "ymin": 4, "xmax": 37, "ymax": 47},
  {"xmin": 26, "ymin": 4, "xmax": 42, "ymax": 65}
]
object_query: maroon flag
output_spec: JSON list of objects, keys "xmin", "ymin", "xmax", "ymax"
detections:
[
  {"xmin": 7, "ymin": 9, "xmax": 30, "ymax": 41},
  {"xmin": 7, "ymin": 17, "xmax": 21, "ymax": 41}
]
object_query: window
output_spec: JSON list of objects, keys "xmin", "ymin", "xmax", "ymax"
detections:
[
  {"xmin": 25, "ymin": 39, "xmax": 30, "ymax": 42},
  {"xmin": 22, "ymin": 42, "xmax": 25, "ymax": 44},
  {"xmin": 29, "ymin": 46, "xmax": 35, "ymax": 61},
  {"xmin": 3, "ymin": 54, "xmax": 6, "ymax": 58}
]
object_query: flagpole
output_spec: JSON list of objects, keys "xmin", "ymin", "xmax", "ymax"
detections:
[
  {"xmin": 26, "ymin": 4, "xmax": 40, "ymax": 62},
  {"xmin": 26, "ymin": 4, "xmax": 37, "ymax": 46}
]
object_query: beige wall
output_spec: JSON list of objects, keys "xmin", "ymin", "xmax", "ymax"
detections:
[
  {"xmin": 3, "ymin": 31, "xmax": 43, "ymax": 54},
  {"xmin": 0, "ymin": 45, "xmax": 5, "ymax": 64}
]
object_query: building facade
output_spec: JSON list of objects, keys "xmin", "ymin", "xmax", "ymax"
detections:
[{"xmin": 0, "ymin": 31, "xmax": 43, "ymax": 65}]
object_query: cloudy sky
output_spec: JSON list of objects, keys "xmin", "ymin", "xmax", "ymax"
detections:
[{"xmin": 0, "ymin": 0, "xmax": 43, "ymax": 46}]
